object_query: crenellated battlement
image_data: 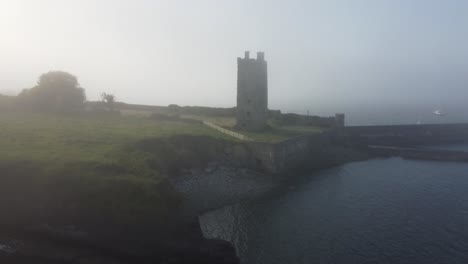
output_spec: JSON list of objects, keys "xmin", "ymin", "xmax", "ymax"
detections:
[{"xmin": 237, "ymin": 51, "xmax": 265, "ymax": 62}]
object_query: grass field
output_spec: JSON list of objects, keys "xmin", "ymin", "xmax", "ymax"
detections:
[
  {"xmin": 0, "ymin": 110, "xmax": 327, "ymax": 226},
  {"xmin": 119, "ymin": 108, "xmax": 154, "ymax": 117},
  {"xmin": 116, "ymin": 106, "xmax": 327, "ymax": 143},
  {"xmin": 239, "ymin": 124, "xmax": 327, "ymax": 143},
  {"xmin": 0, "ymin": 111, "xmax": 231, "ymax": 224},
  {"xmin": 180, "ymin": 114, "xmax": 327, "ymax": 142},
  {"xmin": 181, "ymin": 114, "xmax": 237, "ymax": 127},
  {"xmin": 0, "ymin": 112, "xmax": 326, "ymax": 170},
  {"xmin": 0, "ymin": 112, "xmax": 226, "ymax": 164}
]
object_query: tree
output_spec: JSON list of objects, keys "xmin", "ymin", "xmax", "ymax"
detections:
[
  {"xmin": 100, "ymin": 92, "xmax": 116, "ymax": 111},
  {"xmin": 19, "ymin": 71, "xmax": 86, "ymax": 113}
]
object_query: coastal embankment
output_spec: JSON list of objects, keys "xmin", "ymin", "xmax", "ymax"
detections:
[
  {"xmin": 368, "ymin": 145, "xmax": 468, "ymax": 162},
  {"xmin": 0, "ymin": 127, "xmax": 367, "ymax": 263},
  {"xmin": 5, "ymin": 112, "xmax": 468, "ymax": 263},
  {"xmin": 343, "ymin": 123, "xmax": 468, "ymax": 147},
  {"xmin": 169, "ymin": 132, "xmax": 368, "ymax": 216},
  {"xmin": 342, "ymin": 123, "xmax": 468, "ymax": 163},
  {"xmin": 16, "ymin": 118, "xmax": 468, "ymax": 263}
]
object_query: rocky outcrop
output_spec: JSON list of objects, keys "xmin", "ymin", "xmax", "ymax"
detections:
[{"xmin": 171, "ymin": 165, "xmax": 276, "ymax": 215}]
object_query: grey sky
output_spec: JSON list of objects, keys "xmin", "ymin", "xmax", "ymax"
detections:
[{"xmin": 1, "ymin": 0, "xmax": 467, "ymax": 115}]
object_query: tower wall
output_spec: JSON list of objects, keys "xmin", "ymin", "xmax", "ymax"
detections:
[{"xmin": 236, "ymin": 51, "xmax": 268, "ymax": 131}]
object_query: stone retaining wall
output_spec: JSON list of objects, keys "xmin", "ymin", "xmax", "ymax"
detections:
[{"xmin": 246, "ymin": 133, "xmax": 330, "ymax": 174}]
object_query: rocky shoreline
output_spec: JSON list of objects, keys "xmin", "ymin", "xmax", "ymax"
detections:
[
  {"xmin": 0, "ymin": 128, "xmax": 370, "ymax": 264},
  {"xmin": 171, "ymin": 164, "xmax": 277, "ymax": 215},
  {"xmin": 0, "ymin": 165, "xmax": 271, "ymax": 264},
  {"xmin": 0, "ymin": 162, "xmax": 280, "ymax": 264}
]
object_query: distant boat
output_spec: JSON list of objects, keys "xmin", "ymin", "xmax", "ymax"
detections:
[{"xmin": 433, "ymin": 109, "xmax": 447, "ymax": 116}]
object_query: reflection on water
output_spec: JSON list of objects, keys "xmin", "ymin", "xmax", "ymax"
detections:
[
  {"xmin": 200, "ymin": 158, "xmax": 468, "ymax": 264},
  {"xmin": 0, "ymin": 241, "xmax": 18, "ymax": 254}
]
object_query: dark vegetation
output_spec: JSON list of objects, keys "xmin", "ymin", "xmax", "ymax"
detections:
[{"xmin": 18, "ymin": 71, "xmax": 86, "ymax": 113}]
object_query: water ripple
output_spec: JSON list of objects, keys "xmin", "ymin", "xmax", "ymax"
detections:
[{"xmin": 200, "ymin": 158, "xmax": 468, "ymax": 264}]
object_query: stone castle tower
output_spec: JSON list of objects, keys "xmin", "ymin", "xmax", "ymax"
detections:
[{"xmin": 236, "ymin": 51, "xmax": 268, "ymax": 131}]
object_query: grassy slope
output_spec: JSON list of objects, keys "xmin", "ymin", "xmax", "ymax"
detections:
[
  {"xmin": 0, "ymin": 112, "xmax": 226, "ymax": 164},
  {"xmin": 181, "ymin": 115, "xmax": 327, "ymax": 143},
  {"xmin": 0, "ymin": 110, "xmax": 325, "ymax": 225},
  {"xmin": 240, "ymin": 124, "xmax": 327, "ymax": 143},
  {"xmin": 116, "ymin": 105, "xmax": 326, "ymax": 143},
  {"xmin": 0, "ymin": 112, "xmax": 229, "ymax": 226}
]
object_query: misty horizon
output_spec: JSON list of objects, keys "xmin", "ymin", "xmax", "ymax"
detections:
[{"xmin": 1, "ymin": 0, "xmax": 468, "ymax": 119}]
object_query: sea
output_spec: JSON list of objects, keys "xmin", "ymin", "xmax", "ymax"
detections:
[{"xmin": 199, "ymin": 127, "xmax": 468, "ymax": 264}]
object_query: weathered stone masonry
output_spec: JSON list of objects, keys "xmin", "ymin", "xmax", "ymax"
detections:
[{"xmin": 236, "ymin": 51, "xmax": 268, "ymax": 131}]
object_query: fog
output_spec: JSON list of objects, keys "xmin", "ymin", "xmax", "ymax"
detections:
[{"xmin": 1, "ymin": 0, "xmax": 468, "ymax": 120}]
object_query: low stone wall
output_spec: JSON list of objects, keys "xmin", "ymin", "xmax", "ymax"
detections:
[{"xmin": 203, "ymin": 121, "xmax": 253, "ymax": 141}]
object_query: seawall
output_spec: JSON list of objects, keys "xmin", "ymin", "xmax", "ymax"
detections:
[
  {"xmin": 247, "ymin": 133, "xmax": 329, "ymax": 174},
  {"xmin": 170, "ymin": 132, "xmax": 367, "ymax": 216},
  {"xmin": 369, "ymin": 145, "xmax": 468, "ymax": 162},
  {"xmin": 343, "ymin": 123, "xmax": 468, "ymax": 147}
]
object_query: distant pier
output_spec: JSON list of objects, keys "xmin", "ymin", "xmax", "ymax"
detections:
[
  {"xmin": 339, "ymin": 123, "xmax": 468, "ymax": 162},
  {"xmin": 368, "ymin": 145, "xmax": 468, "ymax": 163}
]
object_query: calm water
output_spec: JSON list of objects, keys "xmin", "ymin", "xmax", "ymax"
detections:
[
  {"xmin": 200, "ymin": 158, "xmax": 468, "ymax": 264},
  {"xmin": 426, "ymin": 144, "xmax": 468, "ymax": 152}
]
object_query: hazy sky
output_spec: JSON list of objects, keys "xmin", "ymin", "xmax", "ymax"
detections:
[{"xmin": 1, "ymin": 0, "xmax": 467, "ymax": 115}]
